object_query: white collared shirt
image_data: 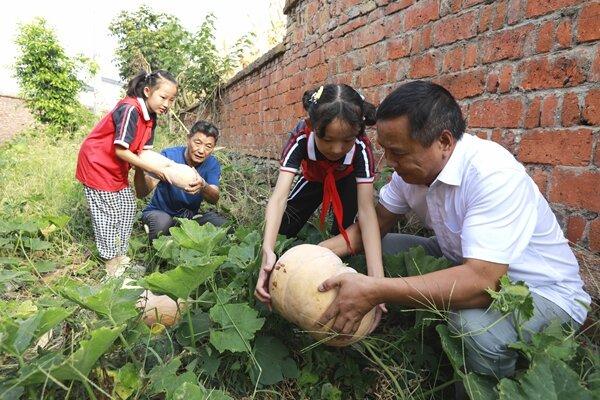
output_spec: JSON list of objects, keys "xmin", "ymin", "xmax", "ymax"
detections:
[{"xmin": 379, "ymin": 133, "xmax": 590, "ymax": 323}]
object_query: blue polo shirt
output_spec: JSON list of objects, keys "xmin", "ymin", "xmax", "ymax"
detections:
[{"xmin": 144, "ymin": 146, "xmax": 221, "ymax": 217}]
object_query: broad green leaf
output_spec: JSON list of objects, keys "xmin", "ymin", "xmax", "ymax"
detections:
[
  {"xmin": 249, "ymin": 335, "xmax": 299, "ymax": 385},
  {"xmin": 111, "ymin": 363, "xmax": 141, "ymax": 400},
  {"xmin": 148, "ymin": 358, "xmax": 198, "ymax": 397},
  {"xmin": 32, "ymin": 260, "xmax": 57, "ymax": 273},
  {"xmin": 171, "ymin": 382, "xmax": 233, "ymax": 400},
  {"xmin": 175, "ymin": 309, "xmax": 210, "ymax": 347},
  {"xmin": 153, "ymin": 235, "xmax": 179, "ymax": 261},
  {"xmin": 0, "ymin": 257, "xmax": 21, "ymax": 266},
  {"xmin": 170, "ymin": 219, "xmax": 227, "ymax": 254},
  {"xmin": 321, "ymin": 382, "xmax": 342, "ymax": 400},
  {"xmin": 463, "ymin": 372, "xmax": 498, "ymax": 400},
  {"xmin": 486, "ymin": 276, "xmax": 534, "ymax": 322},
  {"xmin": 19, "ymin": 325, "xmax": 124, "ymax": 384},
  {"xmin": 141, "ymin": 256, "xmax": 225, "ymax": 299},
  {"xmin": 497, "ymin": 354, "xmax": 593, "ymax": 400},
  {"xmin": 0, "ymin": 238, "xmax": 13, "ymax": 249},
  {"xmin": 0, "ymin": 384, "xmax": 24, "ymax": 400},
  {"xmin": 23, "ymin": 237, "xmax": 52, "ymax": 251},
  {"xmin": 437, "ymin": 324, "xmax": 465, "ymax": 373},
  {"xmin": 209, "ymin": 303, "xmax": 265, "ymax": 353},
  {"xmin": 404, "ymin": 246, "xmax": 452, "ymax": 277},
  {"xmin": 46, "ymin": 214, "xmax": 71, "ymax": 229},
  {"xmin": 60, "ymin": 278, "xmax": 142, "ymax": 324},
  {"xmin": 6, "ymin": 307, "xmax": 72, "ymax": 354}
]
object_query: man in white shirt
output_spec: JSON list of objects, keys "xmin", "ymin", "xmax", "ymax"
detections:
[{"xmin": 318, "ymin": 80, "xmax": 590, "ymax": 378}]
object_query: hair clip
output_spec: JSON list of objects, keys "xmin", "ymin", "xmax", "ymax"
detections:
[{"xmin": 311, "ymin": 86, "xmax": 324, "ymax": 104}]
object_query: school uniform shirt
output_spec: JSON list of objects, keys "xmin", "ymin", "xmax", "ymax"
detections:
[
  {"xmin": 378, "ymin": 133, "xmax": 590, "ymax": 324},
  {"xmin": 280, "ymin": 129, "xmax": 375, "ymax": 184},
  {"xmin": 144, "ymin": 147, "xmax": 221, "ymax": 217},
  {"xmin": 76, "ymin": 97, "xmax": 156, "ymax": 191}
]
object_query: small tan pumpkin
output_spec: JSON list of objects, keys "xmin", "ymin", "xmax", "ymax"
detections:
[
  {"xmin": 139, "ymin": 150, "xmax": 200, "ymax": 189},
  {"xmin": 136, "ymin": 290, "xmax": 187, "ymax": 327},
  {"xmin": 269, "ymin": 244, "xmax": 376, "ymax": 347}
]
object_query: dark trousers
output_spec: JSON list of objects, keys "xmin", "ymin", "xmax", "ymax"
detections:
[
  {"xmin": 279, "ymin": 174, "xmax": 357, "ymax": 237},
  {"xmin": 141, "ymin": 210, "xmax": 228, "ymax": 241}
]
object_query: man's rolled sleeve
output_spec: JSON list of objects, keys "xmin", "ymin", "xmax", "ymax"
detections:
[{"xmin": 378, "ymin": 172, "xmax": 411, "ymax": 215}]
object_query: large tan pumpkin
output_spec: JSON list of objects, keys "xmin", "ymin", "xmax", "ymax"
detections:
[
  {"xmin": 139, "ymin": 150, "xmax": 200, "ymax": 189},
  {"xmin": 269, "ymin": 244, "xmax": 376, "ymax": 347}
]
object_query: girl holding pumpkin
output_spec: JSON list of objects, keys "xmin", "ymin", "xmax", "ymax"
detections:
[{"xmin": 255, "ymin": 84, "xmax": 385, "ymax": 324}]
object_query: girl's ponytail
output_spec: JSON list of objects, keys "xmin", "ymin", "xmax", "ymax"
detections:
[
  {"xmin": 126, "ymin": 69, "xmax": 178, "ymax": 98},
  {"xmin": 363, "ymin": 101, "xmax": 377, "ymax": 126}
]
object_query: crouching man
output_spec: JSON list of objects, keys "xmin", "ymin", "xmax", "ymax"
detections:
[
  {"xmin": 318, "ymin": 81, "xmax": 590, "ymax": 379},
  {"xmin": 135, "ymin": 120, "xmax": 228, "ymax": 241}
]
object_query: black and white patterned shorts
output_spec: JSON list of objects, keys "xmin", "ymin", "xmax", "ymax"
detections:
[{"xmin": 83, "ymin": 186, "xmax": 136, "ymax": 260}]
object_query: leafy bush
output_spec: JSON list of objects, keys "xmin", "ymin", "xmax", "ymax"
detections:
[
  {"xmin": 14, "ymin": 18, "xmax": 96, "ymax": 137},
  {"xmin": 109, "ymin": 6, "xmax": 252, "ymax": 114}
]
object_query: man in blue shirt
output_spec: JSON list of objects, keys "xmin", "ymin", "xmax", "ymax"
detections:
[{"xmin": 134, "ymin": 120, "xmax": 227, "ymax": 241}]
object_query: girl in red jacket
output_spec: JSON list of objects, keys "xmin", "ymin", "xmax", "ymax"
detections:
[{"xmin": 76, "ymin": 70, "xmax": 178, "ymax": 277}]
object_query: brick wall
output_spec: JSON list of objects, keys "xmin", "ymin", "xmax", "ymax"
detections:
[
  {"xmin": 217, "ymin": 0, "xmax": 600, "ymax": 253},
  {"xmin": 0, "ymin": 95, "xmax": 35, "ymax": 144}
]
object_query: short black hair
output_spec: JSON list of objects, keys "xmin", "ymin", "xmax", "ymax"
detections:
[
  {"xmin": 308, "ymin": 84, "xmax": 377, "ymax": 138},
  {"xmin": 302, "ymin": 88, "xmax": 316, "ymax": 112},
  {"xmin": 189, "ymin": 120, "xmax": 219, "ymax": 142},
  {"xmin": 126, "ymin": 69, "xmax": 178, "ymax": 99},
  {"xmin": 376, "ymin": 80, "xmax": 465, "ymax": 146}
]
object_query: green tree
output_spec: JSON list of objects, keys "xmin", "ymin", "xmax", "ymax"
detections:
[
  {"xmin": 109, "ymin": 6, "xmax": 249, "ymax": 115},
  {"xmin": 14, "ymin": 18, "xmax": 96, "ymax": 136}
]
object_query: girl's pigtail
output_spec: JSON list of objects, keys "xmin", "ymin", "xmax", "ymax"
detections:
[
  {"xmin": 363, "ymin": 101, "xmax": 377, "ymax": 126},
  {"xmin": 126, "ymin": 70, "xmax": 150, "ymax": 98}
]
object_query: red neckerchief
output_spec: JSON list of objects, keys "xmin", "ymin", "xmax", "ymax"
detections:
[{"xmin": 301, "ymin": 158, "xmax": 355, "ymax": 255}]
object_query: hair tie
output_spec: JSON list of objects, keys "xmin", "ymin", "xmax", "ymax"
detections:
[
  {"xmin": 311, "ymin": 86, "xmax": 324, "ymax": 104},
  {"xmin": 145, "ymin": 72, "xmax": 150, "ymax": 80}
]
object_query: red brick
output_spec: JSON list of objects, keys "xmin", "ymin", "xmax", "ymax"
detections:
[
  {"xmin": 385, "ymin": 0, "xmax": 413, "ymax": 14},
  {"xmin": 590, "ymin": 219, "xmax": 600, "ymax": 252},
  {"xmin": 556, "ymin": 19, "xmax": 573, "ymax": 48},
  {"xmin": 577, "ymin": 2, "xmax": 600, "ymax": 43},
  {"xmin": 491, "ymin": 129, "xmax": 517, "ymax": 153},
  {"xmin": 404, "ymin": 0, "xmax": 440, "ymax": 30},
  {"xmin": 464, "ymin": 43, "xmax": 478, "ymax": 67},
  {"xmin": 498, "ymin": 65, "xmax": 513, "ymax": 93},
  {"xmin": 359, "ymin": 65, "xmax": 388, "ymax": 88},
  {"xmin": 435, "ymin": 69, "xmax": 486, "ymax": 99},
  {"xmin": 567, "ymin": 216, "xmax": 586, "ymax": 244},
  {"xmin": 518, "ymin": 128, "xmax": 593, "ymax": 166},
  {"xmin": 433, "ymin": 10, "xmax": 477, "ymax": 46},
  {"xmin": 387, "ymin": 37, "xmax": 411, "ymax": 59},
  {"xmin": 353, "ymin": 21, "xmax": 386, "ymax": 49},
  {"xmin": 442, "ymin": 46, "xmax": 464, "ymax": 73},
  {"xmin": 482, "ymin": 25, "xmax": 534, "ymax": 64},
  {"xmin": 492, "ymin": 0, "xmax": 509, "ymax": 30},
  {"xmin": 463, "ymin": 0, "xmax": 485, "ymax": 7},
  {"xmin": 518, "ymin": 55, "xmax": 585, "ymax": 90},
  {"xmin": 408, "ymin": 52, "xmax": 438, "ymax": 78},
  {"xmin": 583, "ymin": 89, "xmax": 600, "ymax": 125},
  {"xmin": 525, "ymin": 0, "xmax": 582, "ymax": 18},
  {"xmin": 479, "ymin": 5, "xmax": 494, "ymax": 33},
  {"xmin": 383, "ymin": 12, "xmax": 403, "ymax": 37},
  {"xmin": 536, "ymin": 20, "xmax": 555, "ymax": 53},
  {"xmin": 561, "ymin": 92, "xmax": 581, "ymax": 126},
  {"xmin": 540, "ymin": 94, "xmax": 559, "ymax": 126},
  {"xmin": 595, "ymin": 144, "xmax": 600, "ymax": 168},
  {"xmin": 529, "ymin": 168, "xmax": 549, "ymax": 193},
  {"xmin": 549, "ymin": 168, "xmax": 600, "ymax": 212},
  {"xmin": 507, "ymin": 0, "xmax": 524, "ymax": 25},
  {"xmin": 423, "ymin": 25, "xmax": 434, "ymax": 49},
  {"xmin": 486, "ymin": 72, "xmax": 499, "ymax": 93},
  {"xmin": 469, "ymin": 96, "xmax": 524, "ymax": 128},
  {"xmin": 593, "ymin": 45, "xmax": 600, "ymax": 82}
]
